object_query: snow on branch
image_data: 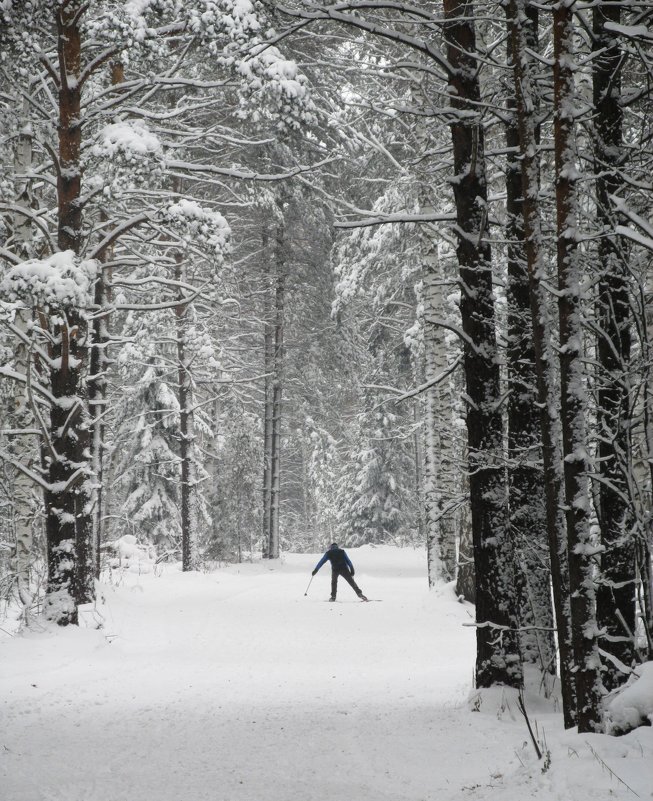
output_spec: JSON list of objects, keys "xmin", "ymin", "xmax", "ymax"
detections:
[
  {"xmin": 162, "ymin": 200, "xmax": 231, "ymax": 262},
  {"xmin": 270, "ymin": 1, "xmax": 451, "ymax": 76},
  {"xmin": 611, "ymin": 195, "xmax": 653, "ymax": 252},
  {"xmin": 82, "ymin": 1, "xmax": 315, "ymax": 128},
  {"xmin": 604, "ymin": 20, "xmax": 653, "ymax": 43},
  {"xmin": 94, "ymin": 120, "xmax": 163, "ymax": 160},
  {"xmin": 615, "ymin": 225, "xmax": 653, "ymax": 253},
  {"xmin": 335, "ymin": 212, "xmax": 456, "ymax": 229},
  {"xmin": 0, "ymin": 366, "xmax": 56, "ymax": 405},
  {"xmin": 236, "ymin": 44, "xmax": 315, "ymax": 128},
  {"xmin": 0, "ymin": 447, "xmax": 85, "ymax": 493},
  {"xmin": 166, "ymin": 155, "xmax": 339, "ymax": 182},
  {"xmin": 362, "ymin": 355, "xmax": 462, "ymax": 404},
  {"xmin": 0, "ymin": 252, "xmax": 96, "ymax": 311},
  {"xmin": 463, "ymin": 620, "xmax": 557, "ymax": 633},
  {"xmin": 89, "ymin": 120, "xmax": 165, "ymax": 192}
]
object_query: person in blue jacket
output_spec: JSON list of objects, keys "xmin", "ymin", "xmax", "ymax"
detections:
[{"xmin": 312, "ymin": 543, "xmax": 367, "ymax": 602}]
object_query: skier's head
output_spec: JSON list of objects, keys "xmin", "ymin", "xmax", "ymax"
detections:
[{"xmin": 329, "ymin": 543, "xmax": 338, "ymax": 550}]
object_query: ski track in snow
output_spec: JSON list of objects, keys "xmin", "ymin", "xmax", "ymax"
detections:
[{"xmin": 1, "ymin": 546, "xmax": 651, "ymax": 801}]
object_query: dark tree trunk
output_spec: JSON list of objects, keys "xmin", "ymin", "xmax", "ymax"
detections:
[
  {"xmin": 592, "ymin": 0, "xmax": 637, "ymax": 690},
  {"xmin": 44, "ymin": 313, "xmax": 94, "ymax": 624},
  {"xmin": 443, "ymin": 0, "xmax": 521, "ymax": 688},
  {"xmin": 506, "ymin": 0, "xmax": 577, "ymax": 726},
  {"xmin": 262, "ymin": 227, "xmax": 274, "ymax": 557},
  {"xmin": 56, "ymin": 6, "xmax": 82, "ymax": 256},
  {"xmin": 262, "ymin": 211, "xmax": 285, "ymax": 561},
  {"xmin": 504, "ymin": 4, "xmax": 555, "ymax": 682},
  {"xmin": 553, "ymin": 0, "xmax": 603, "ymax": 731},
  {"xmin": 268, "ymin": 216, "xmax": 285, "ymax": 560},
  {"xmin": 176, "ymin": 258, "xmax": 198, "ymax": 571},
  {"xmin": 89, "ymin": 219, "xmax": 110, "ymax": 579},
  {"xmin": 44, "ymin": 0, "xmax": 94, "ymax": 624}
]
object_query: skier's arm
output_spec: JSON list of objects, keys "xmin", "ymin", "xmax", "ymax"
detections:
[
  {"xmin": 312, "ymin": 553, "xmax": 329, "ymax": 575},
  {"xmin": 344, "ymin": 552, "xmax": 354, "ymax": 574}
]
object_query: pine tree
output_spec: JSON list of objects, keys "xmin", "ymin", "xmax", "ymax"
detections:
[{"xmin": 112, "ymin": 356, "xmax": 182, "ymax": 552}]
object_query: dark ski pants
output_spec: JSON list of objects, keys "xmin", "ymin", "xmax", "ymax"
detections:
[{"xmin": 331, "ymin": 568, "xmax": 363, "ymax": 599}]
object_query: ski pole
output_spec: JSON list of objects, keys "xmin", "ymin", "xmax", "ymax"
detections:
[{"xmin": 304, "ymin": 575, "xmax": 314, "ymax": 596}]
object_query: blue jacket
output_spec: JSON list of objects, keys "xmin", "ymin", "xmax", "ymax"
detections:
[{"xmin": 313, "ymin": 547, "xmax": 354, "ymax": 575}]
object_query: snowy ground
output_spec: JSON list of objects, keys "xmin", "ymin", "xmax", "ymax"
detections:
[{"xmin": 1, "ymin": 546, "xmax": 651, "ymax": 801}]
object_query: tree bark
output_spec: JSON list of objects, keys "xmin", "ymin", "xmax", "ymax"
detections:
[
  {"xmin": 443, "ymin": 0, "xmax": 521, "ymax": 688},
  {"xmin": 176, "ymin": 258, "xmax": 199, "ymax": 571},
  {"xmin": 592, "ymin": 0, "xmax": 636, "ymax": 690},
  {"xmin": 506, "ymin": 0, "xmax": 577, "ymax": 726},
  {"xmin": 44, "ymin": 0, "xmax": 94, "ymax": 624},
  {"xmin": 89, "ymin": 62, "xmax": 122, "ymax": 578},
  {"xmin": 9, "ymin": 100, "xmax": 38, "ymax": 616},
  {"xmin": 504, "ymin": 0, "xmax": 557, "ymax": 691},
  {"xmin": 56, "ymin": 5, "xmax": 83, "ymax": 256},
  {"xmin": 268, "ymin": 214, "xmax": 286, "ymax": 560},
  {"xmin": 413, "ymin": 407, "xmax": 425, "ymax": 547},
  {"xmin": 553, "ymin": 0, "xmax": 603, "ymax": 731},
  {"xmin": 262, "ymin": 227, "xmax": 274, "ymax": 557},
  {"xmin": 8, "ymin": 310, "xmax": 38, "ymax": 617},
  {"xmin": 89, "ymin": 212, "xmax": 111, "ymax": 579},
  {"xmin": 421, "ymin": 238, "xmax": 456, "ymax": 584},
  {"xmin": 261, "ymin": 207, "xmax": 285, "ymax": 561},
  {"xmin": 456, "ymin": 469, "xmax": 475, "ymax": 603}
]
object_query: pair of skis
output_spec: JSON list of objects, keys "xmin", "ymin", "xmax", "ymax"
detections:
[
  {"xmin": 326, "ymin": 595, "xmax": 382, "ymax": 604},
  {"xmin": 326, "ymin": 596, "xmax": 382, "ymax": 603},
  {"xmin": 330, "ymin": 596, "xmax": 367, "ymax": 602},
  {"xmin": 304, "ymin": 576, "xmax": 380, "ymax": 601}
]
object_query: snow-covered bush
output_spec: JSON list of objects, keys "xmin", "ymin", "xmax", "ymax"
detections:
[
  {"xmin": 605, "ymin": 662, "xmax": 653, "ymax": 735},
  {"xmin": 106, "ymin": 534, "xmax": 157, "ymax": 573}
]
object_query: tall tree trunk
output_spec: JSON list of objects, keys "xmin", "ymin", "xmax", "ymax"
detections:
[
  {"xmin": 268, "ymin": 215, "xmax": 286, "ymax": 560},
  {"xmin": 9, "ymin": 98, "xmax": 38, "ymax": 615},
  {"xmin": 642, "ymin": 285, "xmax": 653, "ymax": 654},
  {"xmin": 442, "ymin": 0, "xmax": 521, "ymax": 688},
  {"xmin": 592, "ymin": 0, "xmax": 636, "ymax": 690},
  {"xmin": 89, "ymin": 62, "xmax": 122, "ymax": 578},
  {"xmin": 44, "ymin": 0, "xmax": 94, "ymax": 624},
  {"xmin": 455, "ymin": 470, "xmax": 475, "ymax": 603},
  {"xmin": 506, "ymin": 0, "xmax": 577, "ymax": 726},
  {"xmin": 176, "ymin": 258, "xmax": 199, "ymax": 571},
  {"xmin": 89, "ymin": 213, "xmax": 111, "ymax": 579},
  {"xmin": 421, "ymin": 237, "xmax": 455, "ymax": 584},
  {"xmin": 9, "ymin": 310, "xmax": 38, "ymax": 617},
  {"xmin": 504, "ymin": 1, "xmax": 556, "ymax": 689},
  {"xmin": 262, "ymin": 227, "xmax": 274, "ymax": 557},
  {"xmin": 553, "ymin": 0, "xmax": 603, "ymax": 731},
  {"xmin": 412, "ymin": 403, "xmax": 425, "ymax": 548}
]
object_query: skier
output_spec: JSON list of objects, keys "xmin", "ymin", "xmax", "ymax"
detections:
[{"xmin": 312, "ymin": 543, "xmax": 368, "ymax": 602}]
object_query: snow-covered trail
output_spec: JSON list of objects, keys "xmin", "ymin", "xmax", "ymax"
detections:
[{"xmin": 1, "ymin": 546, "xmax": 651, "ymax": 801}]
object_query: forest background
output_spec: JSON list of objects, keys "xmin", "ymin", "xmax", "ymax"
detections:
[{"xmin": 0, "ymin": 0, "xmax": 651, "ymax": 737}]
